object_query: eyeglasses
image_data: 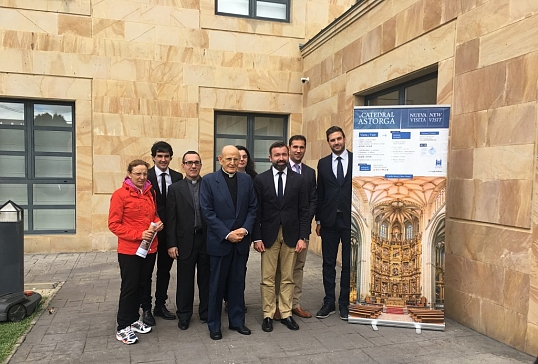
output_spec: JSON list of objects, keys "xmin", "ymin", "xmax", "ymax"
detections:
[{"xmin": 183, "ymin": 161, "xmax": 201, "ymax": 166}]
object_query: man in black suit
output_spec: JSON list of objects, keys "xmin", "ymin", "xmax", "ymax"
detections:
[
  {"xmin": 143, "ymin": 141, "xmax": 183, "ymax": 325},
  {"xmin": 253, "ymin": 141, "xmax": 310, "ymax": 333},
  {"xmin": 274, "ymin": 135, "xmax": 317, "ymax": 320},
  {"xmin": 166, "ymin": 151, "xmax": 209, "ymax": 331},
  {"xmin": 315, "ymin": 126, "xmax": 353, "ymax": 321},
  {"xmin": 200, "ymin": 145, "xmax": 257, "ymax": 340}
]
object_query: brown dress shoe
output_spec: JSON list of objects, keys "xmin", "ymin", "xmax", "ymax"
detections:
[
  {"xmin": 273, "ymin": 307, "xmax": 281, "ymax": 321},
  {"xmin": 292, "ymin": 306, "xmax": 313, "ymax": 318}
]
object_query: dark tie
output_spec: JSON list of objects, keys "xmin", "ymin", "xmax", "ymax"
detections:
[
  {"xmin": 337, "ymin": 157, "xmax": 344, "ymax": 186},
  {"xmin": 161, "ymin": 172, "xmax": 167, "ymax": 199},
  {"xmin": 277, "ymin": 171, "xmax": 284, "ymax": 204}
]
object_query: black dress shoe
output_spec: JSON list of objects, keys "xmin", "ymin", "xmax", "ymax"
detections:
[
  {"xmin": 339, "ymin": 304, "xmax": 349, "ymax": 321},
  {"xmin": 200, "ymin": 317, "xmax": 208, "ymax": 323},
  {"xmin": 315, "ymin": 303, "xmax": 336, "ymax": 319},
  {"xmin": 281, "ymin": 316, "xmax": 299, "ymax": 330},
  {"xmin": 142, "ymin": 310, "xmax": 156, "ymax": 326},
  {"xmin": 229, "ymin": 325, "xmax": 251, "ymax": 335},
  {"xmin": 178, "ymin": 320, "xmax": 189, "ymax": 330},
  {"xmin": 154, "ymin": 305, "xmax": 176, "ymax": 320},
  {"xmin": 261, "ymin": 317, "xmax": 273, "ymax": 332},
  {"xmin": 210, "ymin": 330, "xmax": 222, "ymax": 340}
]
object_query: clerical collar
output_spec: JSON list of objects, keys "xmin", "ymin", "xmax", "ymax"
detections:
[
  {"xmin": 221, "ymin": 169, "xmax": 236, "ymax": 178},
  {"xmin": 188, "ymin": 177, "xmax": 200, "ymax": 184}
]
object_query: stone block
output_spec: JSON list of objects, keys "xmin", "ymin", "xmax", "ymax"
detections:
[
  {"xmin": 473, "ymin": 144, "xmax": 533, "ymax": 180},
  {"xmin": 361, "ymin": 24, "xmax": 382, "ymax": 64},
  {"xmin": 446, "ymin": 220, "xmax": 531, "ymax": 273},
  {"xmin": 487, "ymin": 102, "xmax": 536, "ymax": 146},
  {"xmin": 456, "ymin": 0, "xmax": 510, "ymax": 45},
  {"xmin": 450, "ymin": 111, "xmax": 487, "ymax": 149},
  {"xmin": 58, "ymin": 15, "xmax": 91, "ymax": 37},
  {"xmin": 506, "ymin": 52, "xmax": 538, "ymax": 104},
  {"xmin": 498, "ymin": 179, "xmax": 532, "ymax": 228},
  {"xmin": 503, "ymin": 269, "xmax": 530, "ymax": 315},
  {"xmin": 455, "ymin": 38, "xmax": 479, "ymax": 75},
  {"xmin": 448, "ymin": 148, "xmax": 473, "ymax": 179},
  {"xmin": 479, "ymin": 13, "xmax": 538, "ymax": 67},
  {"xmin": 453, "ymin": 62, "xmax": 506, "ymax": 115}
]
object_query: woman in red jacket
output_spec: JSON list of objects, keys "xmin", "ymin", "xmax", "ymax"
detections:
[{"xmin": 109, "ymin": 159, "xmax": 163, "ymax": 345}]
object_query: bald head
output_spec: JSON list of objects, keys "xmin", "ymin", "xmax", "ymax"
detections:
[{"xmin": 218, "ymin": 145, "xmax": 240, "ymax": 174}]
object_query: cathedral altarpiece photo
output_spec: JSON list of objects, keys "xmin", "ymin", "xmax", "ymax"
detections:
[{"xmin": 349, "ymin": 177, "xmax": 446, "ymax": 330}]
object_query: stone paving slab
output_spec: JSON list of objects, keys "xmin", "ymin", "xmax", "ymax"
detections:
[{"xmin": 6, "ymin": 251, "xmax": 535, "ymax": 363}]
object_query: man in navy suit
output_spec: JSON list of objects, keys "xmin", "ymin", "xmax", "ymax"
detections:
[
  {"xmin": 143, "ymin": 141, "xmax": 183, "ymax": 325},
  {"xmin": 253, "ymin": 141, "xmax": 310, "ymax": 333},
  {"xmin": 200, "ymin": 145, "xmax": 257, "ymax": 340},
  {"xmin": 315, "ymin": 126, "xmax": 353, "ymax": 321}
]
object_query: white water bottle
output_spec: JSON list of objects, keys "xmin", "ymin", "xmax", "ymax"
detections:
[{"xmin": 136, "ymin": 222, "xmax": 159, "ymax": 258}]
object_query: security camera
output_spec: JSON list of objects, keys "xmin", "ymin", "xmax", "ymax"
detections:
[{"xmin": 301, "ymin": 77, "xmax": 309, "ymax": 84}]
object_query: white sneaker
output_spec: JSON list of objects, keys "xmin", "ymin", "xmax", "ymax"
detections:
[
  {"xmin": 131, "ymin": 320, "xmax": 152, "ymax": 334},
  {"xmin": 116, "ymin": 326, "xmax": 138, "ymax": 344}
]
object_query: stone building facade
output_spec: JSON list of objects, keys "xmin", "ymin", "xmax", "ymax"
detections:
[
  {"xmin": 0, "ymin": 0, "xmax": 537, "ymax": 356},
  {"xmin": 300, "ymin": 0, "xmax": 538, "ymax": 356}
]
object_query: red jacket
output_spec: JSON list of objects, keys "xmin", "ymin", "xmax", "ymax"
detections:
[{"xmin": 108, "ymin": 178, "xmax": 161, "ymax": 255}]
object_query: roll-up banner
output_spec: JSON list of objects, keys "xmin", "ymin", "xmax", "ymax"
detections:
[{"xmin": 349, "ymin": 105, "xmax": 450, "ymax": 332}]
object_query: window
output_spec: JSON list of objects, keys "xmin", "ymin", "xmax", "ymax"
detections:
[
  {"xmin": 216, "ymin": 0, "xmax": 290, "ymax": 22},
  {"xmin": 405, "ymin": 224, "xmax": 413, "ymax": 240},
  {"xmin": 214, "ymin": 112, "xmax": 288, "ymax": 172},
  {"xmin": 365, "ymin": 73, "xmax": 438, "ymax": 106},
  {"xmin": 0, "ymin": 100, "xmax": 76, "ymax": 234}
]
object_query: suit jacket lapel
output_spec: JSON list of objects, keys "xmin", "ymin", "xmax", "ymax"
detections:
[
  {"xmin": 215, "ymin": 171, "xmax": 235, "ymax": 214},
  {"xmin": 171, "ymin": 169, "xmax": 182, "ymax": 183},
  {"xmin": 179, "ymin": 179, "xmax": 194, "ymax": 209},
  {"xmin": 236, "ymin": 174, "xmax": 247, "ymax": 217},
  {"xmin": 149, "ymin": 167, "xmax": 162, "ymax": 198},
  {"xmin": 346, "ymin": 151, "xmax": 353, "ymax": 180}
]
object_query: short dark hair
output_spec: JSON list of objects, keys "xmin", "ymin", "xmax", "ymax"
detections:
[
  {"xmin": 151, "ymin": 141, "xmax": 173, "ymax": 157},
  {"xmin": 326, "ymin": 126, "xmax": 345, "ymax": 141},
  {"xmin": 182, "ymin": 150, "xmax": 200, "ymax": 163},
  {"xmin": 269, "ymin": 141, "xmax": 288, "ymax": 155},
  {"xmin": 288, "ymin": 135, "xmax": 306, "ymax": 145},
  {"xmin": 127, "ymin": 159, "xmax": 150, "ymax": 172}
]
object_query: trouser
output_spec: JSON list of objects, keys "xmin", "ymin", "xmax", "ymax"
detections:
[
  {"xmin": 261, "ymin": 228, "xmax": 296, "ymax": 319},
  {"xmin": 207, "ymin": 246, "xmax": 247, "ymax": 332},
  {"xmin": 320, "ymin": 213, "xmax": 351, "ymax": 307},
  {"xmin": 140, "ymin": 231, "xmax": 174, "ymax": 311},
  {"xmin": 275, "ymin": 246, "xmax": 308, "ymax": 309},
  {"xmin": 117, "ymin": 252, "xmax": 156, "ymax": 331},
  {"xmin": 175, "ymin": 233, "xmax": 210, "ymax": 321}
]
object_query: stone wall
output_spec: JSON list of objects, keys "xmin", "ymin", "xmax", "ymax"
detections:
[
  {"xmin": 0, "ymin": 0, "xmax": 355, "ymax": 252},
  {"xmin": 300, "ymin": 0, "xmax": 538, "ymax": 356}
]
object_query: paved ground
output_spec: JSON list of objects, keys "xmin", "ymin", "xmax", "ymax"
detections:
[{"xmin": 7, "ymin": 251, "xmax": 535, "ymax": 363}]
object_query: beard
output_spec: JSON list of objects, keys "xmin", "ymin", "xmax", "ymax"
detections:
[{"xmin": 272, "ymin": 160, "xmax": 287, "ymax": 172}]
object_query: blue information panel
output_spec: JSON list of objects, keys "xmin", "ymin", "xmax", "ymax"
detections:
[{"xmin": 353, "ymin": 106, "xmax": 450, "ymax": 177}]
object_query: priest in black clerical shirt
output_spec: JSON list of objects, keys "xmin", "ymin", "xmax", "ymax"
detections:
[{"xmin": 199, "ymin": 145, "xmax": 257, "ymax": 341}]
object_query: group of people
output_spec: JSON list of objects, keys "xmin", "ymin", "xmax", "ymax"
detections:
[{"xmin": 108, "ymin": 126, "xmax": 353, "ymax": 344}]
